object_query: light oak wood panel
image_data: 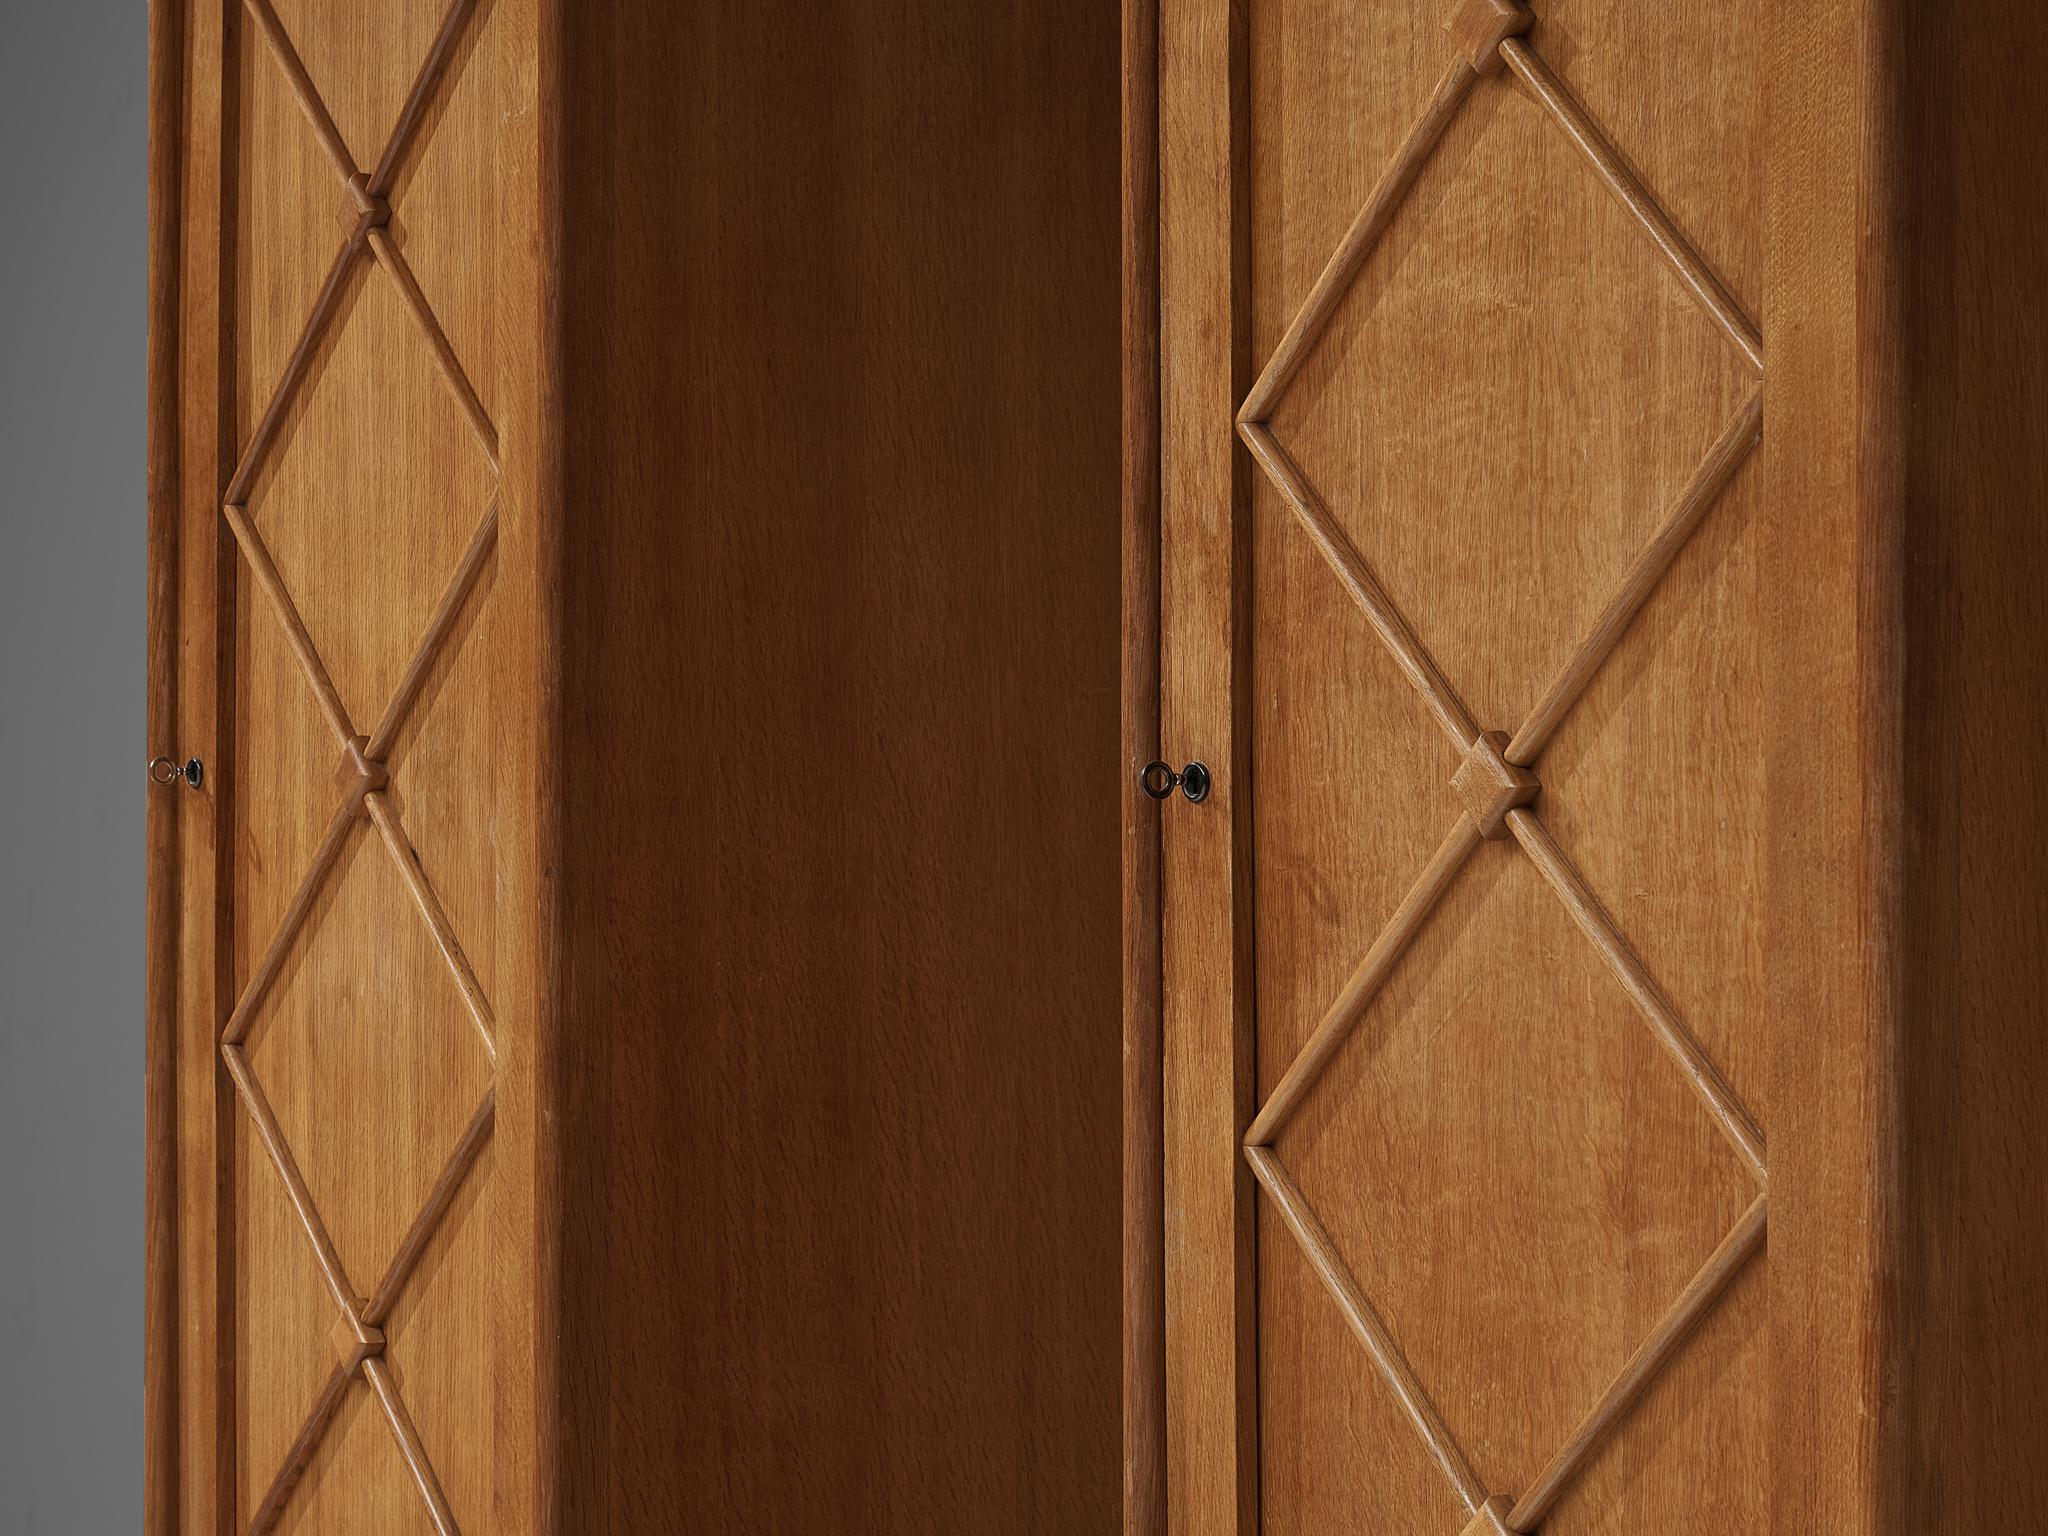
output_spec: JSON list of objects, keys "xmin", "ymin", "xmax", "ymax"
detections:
[
  {"xmin": 265, "ymin": 0, "xmax": 461, "ymax": 174},
  {"xmin": 233, "ymin": 1120, "xmax": 354, "ymax": 1528},
  {"xmin": 1158, "ymin": 0, "xmax": 1257, "ymax": 1533},
  {"xmin": 1168, "ymin": 1, "xmax": 1781, "ymax": 1531},
  {"xmin": 235, "ymin": 823, "xmax": 493, "ymax": 1307},
  {"xmin": 1535, "ymin": 448, "xmax": 1772, "ymax": 1128},
  {"xmin": 1751, "ymin": 5, "xmax": 1893, "ymax": 1533},
  {"xmin": 281, "ymin": 1382, "xmax": 444, "ymax": 1536},
  {"xmin": 1261, "ymin": 47, "xmax": 1754, "ymax": 738},
  {"xmin": 218, "ymin": 0, "xmax": 512, "ymax": 1528},
  {"xmin": 237, "ymin": 265, "xmax": 495, "ymax": 733},
  {"xmin": 377, "ymin": 1136, "xmax": 499, "ymax": 1534},
  {"xmin": 372, "ymin": 1, "xmax": 498, "ymax": 427},
  {"xmin": 380, "ymin": 548, "xmax": 502, "ymax": 1008},
  {"xmin": 1261, "ymin": 841, "xmax": 1755, "ymax": 1533}
]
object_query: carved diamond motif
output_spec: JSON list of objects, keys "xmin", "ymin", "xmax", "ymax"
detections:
[
  {"xmin": 1451, "ymin": 730, "xmax": 1539, "ymax": 838},
  {"xmin": 1239, "ymin": 7, "xmax": 1768, "ymax": 1533},
  {"xmin": 221, "ymin": 2, "xmax": 499, "ymax": 1532},
  {"xmin": 1460, "ymin": 1496, "xmax": 1517, "ymax": 1536}
]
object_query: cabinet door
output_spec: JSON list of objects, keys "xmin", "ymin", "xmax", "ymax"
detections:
[
  {"xmin": 151, "ymin": 3, "xmax": 535, "ymax": 1531},
  {"xmin": 1152, "ymin": 2, "xmax": 1858, "ymax": 1532}
]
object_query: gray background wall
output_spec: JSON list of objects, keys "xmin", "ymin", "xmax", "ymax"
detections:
[{"xmin": 0, "ymin": 2, "xmax": 148, "ymax": 1530}]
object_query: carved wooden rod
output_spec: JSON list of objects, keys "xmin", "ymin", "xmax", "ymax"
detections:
[
  {"xmin": 1241, "ymin": 422, "xmax": 1481, "ymax": 751},
  {"xmin": 363, "ymin": 1356, "xmax": 461, "ymax": 1536},
  {"xmin": 1507, "ymin": 1193, "xmax": 1769, "ymax": 1528},
  {"xmin": 367, "ymin": 228, "xmax": 501, "ymax": 467},
  {"xmin": 1246, "ymin": 812, "xmax": 1484, "ymax": 1147},
  {"xmin": 245, "ymin": 1361, "xmax": 355, "ymax": 1536},
  {"xmin": 1507, "ymin": 808, "xmax": 1768, "ymax": 1178},
  {"xmin": 371, "ymin": 0, "xmax": 481, "ymax": 193},
  {"xmin": 367, "ymin": 505, "xmax": 501, "ymax": 759},
  {"xmin": 219, "ymin": 1044, "xmax": 362, "ymax": 1318},
  {"xmin": 1239, "ymin": 51, "xmax": 1479, "ymax": 424},
  {"xmin": 1508, "ymin": 390, "xmax": 1765, "ymax": 766},
  {"xmin": 221, "ymin": 798, "xmax": 356, "ymax": 1046},
  {"xmin": 365, "ymin": 1090, "xmax": 496, "ymax": 1324},
  {"xmin": 364, "ymin": 791, "xmax": 500, "ymax": 1061},
  {"xmin": 222, "ymin": 502, "xmax": 359, "ymax": 747},
  {"xmin": 1499, "ymin": 37, "xmax": 1763, "ymax": 372},
  {"xmin": 242, "ymin": 0, "xmax": 356, "ymax": 183},
  {"xmin": 1247, "ymin": 1146, "xmax": 1491, "ymax": 1517}
]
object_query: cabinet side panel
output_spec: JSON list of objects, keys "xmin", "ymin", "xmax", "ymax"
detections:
[
  {"xmin": 1894, "ymin": 0, "xmax": 2048, "ymax": 1526},
  {"xmin": 555, "ymin": 2, "xmax": 1125, "ymax": 1530}
]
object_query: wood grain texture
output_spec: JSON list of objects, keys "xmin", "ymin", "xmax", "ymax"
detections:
[
  {"xmin": 496, "ymin": 2, "xmax": 558, "ymax": 1532},
  {"xmin": 1887, "ymin": 0, "xmax": 2048, "ymax": 1527},
  {"xmin": 170, "ymin": 2, "xmax": 237, "ymax": 1530},
  {"xmin": 1442, "ymin": 0, "xmax": 1530, "ymax": 79},
  {"xmin": 1506, "ymin": 1191, "xmax": 1768, "ymax": 1531},
  {"xmin": 1123, "ymin": 0, "xmax": 1168, "ymax": 1532},
  {"xmin": 1159, "ymin": 2, "xmax": 1258, "ymax": 1535},
  {"xmin": 1178, "ymin": 2, "xmax": 1783, "ymax": 1533},
  {"xmin": 1245, "ymin": 1146, "xmax": 1487, "ymax": 1517},
  {"xmin": 149, "ymin": 1, "xmax": 520, "ymax": 1529},
  {"xmin": 1163, "ymin": 2, "xmax": 2048, "ymax": 1534},
  {"xmin": 1761, "ymin": 3, "xmax": 1902, "ymax": 1532},
  {"xmin": 1498, "ymin": 35, "xmax": 1763, "ymax": 373},
  {"xmin": 550, "ymin": 2, "xmax": 1124, "ymax": 1530},
  {"xmin": 160, "ymin": 1, "xmax": 1122, "ymax": 1531}
]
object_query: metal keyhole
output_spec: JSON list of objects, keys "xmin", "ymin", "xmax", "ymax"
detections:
[
  {"xmin": 1141, "ymin": 760, "xmax": 1211, "ymax": 804},
  {"xmin": 149, "ymin": 756, "xmax": 204, "ymax": 789}
]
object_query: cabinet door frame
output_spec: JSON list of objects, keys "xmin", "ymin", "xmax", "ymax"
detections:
[{"xmin": 146, "ymin": 2, "xmax": 235, "ymax": 1528}]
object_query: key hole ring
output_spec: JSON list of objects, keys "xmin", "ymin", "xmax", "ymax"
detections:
[{"xmin": 1141, "ymin": 760, "xmax": 1210, "ymax": 804}]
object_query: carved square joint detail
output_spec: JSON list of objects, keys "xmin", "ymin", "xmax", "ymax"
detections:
[
  {"xmin": 330, "ymin": 1309, "xmax": 386, "ymax": 1367},
  {"xmin": 1460, "ymin": 1496, "xmax": 1518, "ymax": 1536},
  {"xmin": 336, "ymin": 734, "xmax": 390, "ymax": 804},
  {"xmin": 1445, "ymin": 0, "xmax": 1534, "ymax": 76},
  {"xmin": 346, "ymin": 172, "xmax": 392, "ymax": 232},
  {"xmin": 1453, "ymin": 730, "xmax": 1540, "ymax": 838}
]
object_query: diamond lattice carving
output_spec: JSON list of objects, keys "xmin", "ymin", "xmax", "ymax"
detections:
[
  {"xmin": 221, "ymin": 3, "xmax": 499, "ymax": 1532},
  {"xmin": 1238, "ymin": 6, "xmax": 1768, "ymax": 1532}
]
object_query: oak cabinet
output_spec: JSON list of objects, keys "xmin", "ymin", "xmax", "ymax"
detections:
[
  {"xmin": 148, "ymin": 2, "xmax": 2048, "ymax": 1534},
  {"xmin": 1124, "ymin": 2, "xmax": 2048, "ymax": 1535}
]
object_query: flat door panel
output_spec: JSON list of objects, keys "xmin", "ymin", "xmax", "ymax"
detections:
[
  {"xmin": 1160, "ymin": 3, "xmax": 1795, "ymax": 1531},
  {"xmin": 187, "ymin": 2, "xmax": 510, "ymax": 1529}
]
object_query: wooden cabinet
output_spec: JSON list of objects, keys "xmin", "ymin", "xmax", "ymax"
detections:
[
  {"xmin": 148, "ymin": 2, "xmax": 2048, "ymax": 1534},
  {"xmin": 1124, "ymin": 2, "xmax": 2048, "ymax": 1535},
  {"xmin": 145, "ymin": 2, "xmax": 1124, "ymax": 1532}
]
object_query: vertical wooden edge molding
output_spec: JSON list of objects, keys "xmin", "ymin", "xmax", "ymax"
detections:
[
  {"xmin": 213, "ymin": 3, "xmax": 246, "ymax": 1526},
  {"xmin": 1763, "ymin": 3, "xmax": 1908, "ymax": 1534},
  {"xmin": 510, "ymin": 0, "xmax": 568, "ymax": 1530},
  {"xmin": 144, "ymin": 3, "xmax": 186, "ymax": 1533},
  {"xmin": 162, "ymin": 2, "xmax": 239, "ymax": 1530},
  {"xmin": 1159, "ymin": 0, "xmax": 1256, "ymax": 1533},
  {"xmin": 1854, "ymin": 4, "xmax": 1910, "ymax": 1532},
  {"xmin": 1121, "ymin": 0, "xmax": 1167, "ymax": 1534}
]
